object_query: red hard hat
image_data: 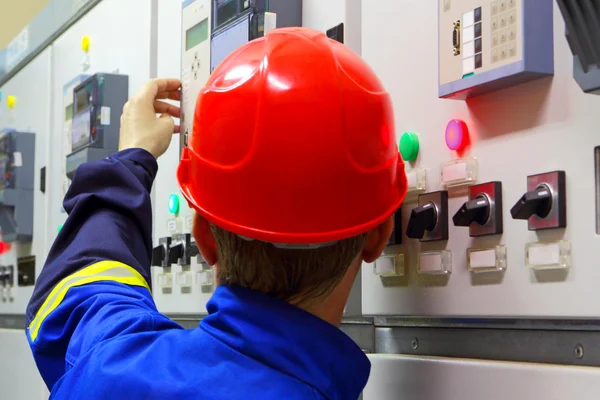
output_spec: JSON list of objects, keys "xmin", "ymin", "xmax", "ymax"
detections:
[{"xmin": 178, "ymin": 27, "xmax": 407, "ymax": 245}]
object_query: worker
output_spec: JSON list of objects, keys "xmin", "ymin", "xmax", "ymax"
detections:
[{"xmin": 26, "ymin": 27, "xmax": 407, "ymax": 399}]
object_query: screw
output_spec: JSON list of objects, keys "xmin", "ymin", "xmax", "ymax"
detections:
[
  {"xmin": 411, "ymin": 338, "xmax": 419, "ymax": 350},
  {"xmin": 575, "ymin": 344, "xmax": 584, "ymax": 359}
]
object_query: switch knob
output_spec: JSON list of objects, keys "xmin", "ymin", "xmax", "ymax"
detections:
[
  {"xmin": 510, "ymin": 184, "xmax": 552, "ymax": 220},
  {"xmin": 168, "ymin": 243, "xmax": 184, "ymax": 265},
  {"xmin": 188, "ymin": 242, "xmax": 199, "ymax": 258},
  {"xmin": 453, "ymin": 195, "xmax": 490, "ymax": 226},
  {"xmin": 151, "ymin": 245, "xmax": 166, "ymax": 267},
  {"xmin": 406, "ymin": 202, "xmax": 438, "ymax": 239}
]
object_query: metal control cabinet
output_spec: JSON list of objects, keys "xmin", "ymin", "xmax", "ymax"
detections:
[
  {"xmin": 0, "ymin": 130, "xmax": 35, "ymax": 242},
  {"xmin": 66, "ymin": 73, "xmax": 128, "ymax": 179},
  {"xmin": 0, "ymin": 47, "xmax": 50, "ymax": 317},
  {"xmin": 438, "ymin": 0, "xmax": 554, "ymax": 99},
  {"xmin": 361, "ymin": 0, "xmax": 600, "ymax": 318}
]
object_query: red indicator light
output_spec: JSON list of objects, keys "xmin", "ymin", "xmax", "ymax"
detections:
[
  {"xmin": 445, "ymin": 119, "xmax": 469, "ymax": 151},
  {"xmin": 0, "ymin": 241, "xmax": 11, "ymax": 254},
  {"xmin": 91, "ymin": 127, "xmax": 96, "ymax": 135}
]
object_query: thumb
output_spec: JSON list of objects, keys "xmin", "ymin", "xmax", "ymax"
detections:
[{"xmin": 159, "ymin": 113, "xmax": 175, "ymax": 129}]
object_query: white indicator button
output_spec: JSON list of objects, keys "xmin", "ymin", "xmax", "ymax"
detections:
[
  {"xmin": 463, "ymin": 56, "xmax": 475, "ymax": 75},
  {"xmin": 467, "ymin": 246, "xmax": 507, "ymax": 273},
  {"xmin": 418, "ymin": 250, "xmax": 452, "ymax": 275},
  {"xmin": 406, "ymin": 168, "xmax": 427, "ymax": 195},
  {"xmin": 463, "ymin": 11, "xmax": 475, "ymax": 28},
  {"xmin": 526, "ymin": 241, "xmax": 572, "ymax": 270},
  {"xmin": 463, "ymin": 40, "xmax": 475, "ymax": 59},
  {"xmin": 177, "ymin": 271, "xmax": 193, "ymax": 288},
  {"xmin": 158, "ymin": 272, "xmax": 173, "ymax": 289},
  {"xmin": 441, "ymin": 157, "xmax": 478, "ymax": 187},
  {"xmin": 463, "ymin": 26, "xmax": 475, "ymax": 44},
  {"xmin": 374, "ymin": 254, "xmax": 405, "ymax": 277},
  {"xmin": 197, "ymin": 270, "xmax": 215, "ymax": 288}
]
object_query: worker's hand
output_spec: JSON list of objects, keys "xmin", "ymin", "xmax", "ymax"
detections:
[{"xmin": 119, "ymin": 78, "xmax": 182, "ymax": 159}]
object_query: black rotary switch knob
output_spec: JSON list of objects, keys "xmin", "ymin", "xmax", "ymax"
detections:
[
  {"xmin": 151, "ymin": 245, "xmax": 166, "ymax": 267},
  {"xmin": 168, "ymin": 243, "xmax": 185, "ymax": 265},
  {"xmin": 188, "ymin": 242, "xmax": 199, "ymax": 258},
  {"xmin": 406, "ymin": 202, "xmax": 438, "ymax": 239},
  {"xmin": 453, "ymin": 195, "xmax": 490, "ymax": 227},
  {"xmin": 510, "ymin": 184, "xmax": 552, "ymax": 220}
]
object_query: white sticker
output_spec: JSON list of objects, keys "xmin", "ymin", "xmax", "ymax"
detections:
[
  {"xmin": 185, "ymin": 215, "xmax": 193, "ymax": 230},
  {"xmin": 528, "ymin": 243, "xmax": 560, "ymax": 266},
  {"xmin": 375, "ymin": 256, "xmax": 396, "ymax": 275},
  {"xmin": 167, "ymin": 219, "xmax": 178, "ymax": 233},
  {"xmin": 101, "ymin": 106, "xmax": 111, "ymax": 125},
  {"xmin": 420, "ymin": 253, "xmax": 442, "ymax": 273},
  {"xmin": 462, "ymin": 26, "xmax": 475, "ymax": 44},
  {"xmin": 462, "ymin": 41, "xmax": 475, "ymax": 59},
  {"xmin": 13, "ymin": 152, "xmax": 22, "ymax": 167},
  {"xmin": 462, "ymin": 57, "xmax": 475, "ymax": 75},
  {"xmin": 442, "ymin": 161, "xmax": 468, "ymax": 183},
  {"xmin": 463, "ymin": 11, "xmax": 474, "ymax": 28},
  {"xmin": 469, "ymin": 249, "xmax": 497, "ymax": 269}
]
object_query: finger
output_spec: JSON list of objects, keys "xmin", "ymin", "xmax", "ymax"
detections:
[
  {"xmin": 139, "ymin": 78, "xmax": 182, "ymax": 101},
  {"xmin": 154, "ymin": 100, "xmax": 181, "ymax": 118},
  {"xmin": 173, "ymin": 125, "xmax": 181, "ymax": 134},
  {"xmin": 156, "ymin": 90, "xmax": 181, "ymax": 101},
  {"xmin": 160, "ymin": 113, "xmax": 178, "ymax": 133}
]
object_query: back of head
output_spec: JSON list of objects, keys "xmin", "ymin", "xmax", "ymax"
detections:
[{"xmin": 178, "ymin": 27, "xmax": 407, "ymax": 303}]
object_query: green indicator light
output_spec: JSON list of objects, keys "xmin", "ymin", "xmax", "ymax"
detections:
[
  {"xmin": 168, "ymin": 194, "xmax": 180, "ymax": 215},
  {"xmin": 58, "ymin": 224, "xmax": 64, "ymax": 233},
  {"xmin": 399, "ymin": 132, "xmax": 420, "ymax": 162},
  {"xmin": 462, "ymin": 72, "xmax": 475, "ymax": 79}
]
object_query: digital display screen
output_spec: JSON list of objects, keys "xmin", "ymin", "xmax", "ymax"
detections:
[
  {"xmin": 65, "ymin": 103, "xmax": 73, "ymax": 121},
  {"xmin": 186, "ymin": 18, "xmax": 209, "ymax": 51},
  {"xmin": 71, "ymin": 112, "xmax": 91, "ymax": 150},
  {"xmin": 75, "ymin": 83, "xmax": 92, "ymax": 112}
]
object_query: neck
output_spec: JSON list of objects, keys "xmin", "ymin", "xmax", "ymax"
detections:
[{"xmin": 300, "ymin": 259, "xmax": 361, "ymax": 326}]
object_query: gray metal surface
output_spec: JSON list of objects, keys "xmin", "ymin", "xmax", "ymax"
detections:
[
  {"xmin": 364, "ymin": 354, "xmax": 600, "ymax": 400},
  {"xmin": 0, "ymin": 314, "xmax": 26, "ymax": 329},
  {"xmin": 376, "ymin": 325, "xmax": 600, "ymax": 367}
]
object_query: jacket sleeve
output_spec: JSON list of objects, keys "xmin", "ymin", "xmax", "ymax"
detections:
[{"xmin": 25, "ymin": 148, "xmax": 181, "ymax": 390}]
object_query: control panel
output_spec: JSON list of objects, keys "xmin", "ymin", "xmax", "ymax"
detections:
[
  {"xmin": 0, "ymin": 130, "xmax": 35, "ymax": 242},
  {"xmin": 66, "ymin": 73, "xmax": 128, "ymax": 179},
  {"xmin": 361, "ymin": 0, "xmax": 600, "ymax": 318},
  {"xmin": 180, "ymin": 0, "xmax": 302, "ymax": 154},
  {"xmin": 438, "ymin": 0, "xmax": 554, "ymax": 99},
  {"xmin": 60, "ymin": 75, "xmax": 89, "ymax": 211},
  {"xmin": 180, "ymin": 0, "xmax": 212, "ymax": 153}
]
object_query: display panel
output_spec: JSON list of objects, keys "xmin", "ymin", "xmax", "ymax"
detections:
[
  {"xmin": 74, "ymin": 83, "xmax": 92, "ymax": 111},
  {"xmin": 186, "ymin": 18, "xmax": 209, "ymax": 50},
  {"xmin": 71, "ymin": 112, "xmax": 91, "ymax": 150}
]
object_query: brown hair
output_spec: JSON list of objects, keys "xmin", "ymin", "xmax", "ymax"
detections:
[{"xmin": 210, "ymin": 224, "xmax": 367, "ymax": 305}]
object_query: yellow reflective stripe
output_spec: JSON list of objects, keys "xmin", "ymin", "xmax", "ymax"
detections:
[{"xmin": 28, "ymin": 260, "xmax": 150, "ymax": 342}]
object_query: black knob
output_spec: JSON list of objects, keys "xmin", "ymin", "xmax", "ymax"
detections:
[
  {"xmin": 168, "ymin": 243, "xmax": 184, "ymax": 265},
  {"xmin": 406, "ymin": 202, "xmax": 438, "ymax": 239},
  {"xmin": 453, "ymin": 195, "xmax": 490, "ymax": 227},
  {"xmin": 151, "ymin": 245, "xmax": 166, "ymax": 267},
  {"xmin": 188, "ymin": 242, "xmax": 199, "ymax": 258},
  {"xmin": 511, "ymin": 184, "xmax": 552, "ymax": 220}
]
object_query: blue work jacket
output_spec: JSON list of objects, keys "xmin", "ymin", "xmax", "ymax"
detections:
[{"xmin": 25, "ymin": 148, "xmax": 370, "ymax": 399}]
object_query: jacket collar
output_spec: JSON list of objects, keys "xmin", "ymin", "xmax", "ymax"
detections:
[{"xmin": 200, "ymin": 285, "xmax": 370, "ymax": 399}]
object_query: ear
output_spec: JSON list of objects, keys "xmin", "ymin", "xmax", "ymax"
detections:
[
  {"xmin": 361, "ymin": 216, "xmax": 394, "ymax": 263},
  {"xmin": 192, "ymin": 213, "xmax": 218, "ymax": 266}
]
